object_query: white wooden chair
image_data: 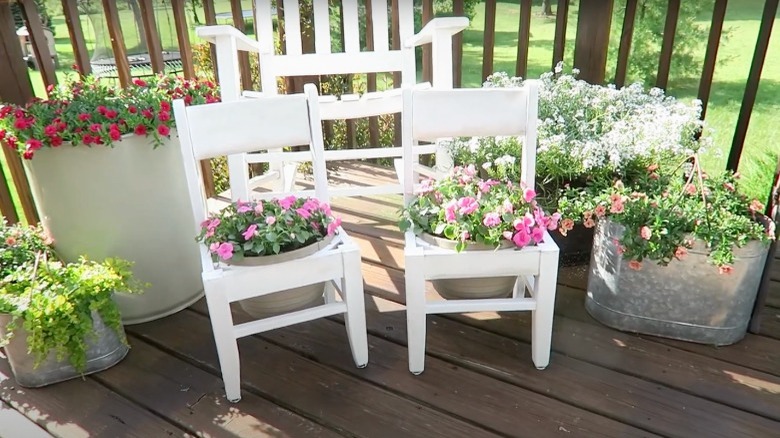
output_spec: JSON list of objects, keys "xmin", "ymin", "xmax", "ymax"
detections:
[
  {"xmin": 172, "ymin": 84, "xmax": 368, "ymax": 403},
  {"xmin": 401, "ymin": 82, "xmax": 560, "ymax": 374},
  {"xmin": 196, "ymin": 0, "xmax": 468, "ymax": 200}
]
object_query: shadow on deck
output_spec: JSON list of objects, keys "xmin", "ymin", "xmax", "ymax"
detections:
[{"xmin": 2, "ymin": 163, "xmax": 780, "ymax": 437}]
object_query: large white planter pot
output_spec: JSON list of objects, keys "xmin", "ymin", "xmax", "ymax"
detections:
[{"xmin": 24, "ymin": 131, "xmax": 204, "ymax": 324}]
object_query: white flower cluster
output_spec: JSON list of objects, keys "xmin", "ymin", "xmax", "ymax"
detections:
[{"xmin": 480, "ymin": 65, "xmax": 709, "ymax": 175}]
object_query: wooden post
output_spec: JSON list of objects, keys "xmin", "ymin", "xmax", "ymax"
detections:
[
  {"xmin": 452, "ymin": 0, "xmax": 464, "ymax": 87},
  {"xmin": 614, "ymin": 0, "xmax": 638, "ymax": 87},
  {"xmin": 101, "ymin": 0, "xmax": 132, "ymax": 87},
  {"xmin": 138, "ymin": 0, "xmax": 165, "ymax": 73},
  {"xmin": 19, "ymin": 0, "xmax": 57, "ymax": 90},
  {"xmin": 515, "ymin": 0, "xmax": 532, "ymax": 79},
  {"xmin": 61, "ymin": 0, "xmax": 91, "ymax": 75},
  {"xmin": 727, "ymin": 0, "xmax": 778, "ymax": 171},
  {"xmin": 421, "ymin": 0, "xmax": 433, "ymax": 84},
  {"xmin": 365, "ymin": 0, "xmax": 380, "ymax": 146},
  {"xmin": 391, "ymin": 0, "xmax": 401, "ymax": 146},
  {"xmin": 481, "ymin": 0, "xmax": 497, "ymax": 81},
  {"xmin": 551, "ymin": 0, "xmax": 570, "ymax": 69},
  {"xmin": 698, "ymin": 0, "xmax": 728, "ymax": 121},
  {"xmin": 230, "ymin": 0, "xmax": 253, "ymax": 90},
  {"xmin": 203, "ymin": 0, "xmax": 219, "ymax": 81},
  {"xmin": 0, "ymin": 2, "xmax": 39, "ymax": 224},
  {"xmin": 171, "ymin": 0, "xmax": 195, "ymax": 78},
  {"xmin": 573, "ymin": 0, "xmax": 614, "ymax": 84},
  {"xmin": 655, "ymin": 0, "xmax": 680, "ymax": 90}
]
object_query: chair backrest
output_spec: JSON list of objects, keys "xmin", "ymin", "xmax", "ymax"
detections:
[
  {"xmin": 173, "ymin": 90, "xmax": 327, "ymax": 271},
  {"xmin": 401, "ymin": 82, "xmax": 540, "ymax": 203},
  {"xmin": 256, "ymin": 0, "xmax": 417, "ymax": 94}
]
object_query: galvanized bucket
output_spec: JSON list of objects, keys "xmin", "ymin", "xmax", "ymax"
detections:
[
  {"xmin": 420, "ymin": 233, "xmax": 516, "ymax": 299},
  {"xmin": 586, "ymin": 219, "xmax": 770, "ymax": 345},
  {"xmin": 0, "ymin": 311, "xmax": 129, "ymax": 387}
]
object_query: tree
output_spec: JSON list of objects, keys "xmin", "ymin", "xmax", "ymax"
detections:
[{"xmin": 541, "ymin": 0, "xmax": 553, "ymax": 17}]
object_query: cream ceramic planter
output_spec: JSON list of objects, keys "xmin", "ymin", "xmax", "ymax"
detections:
[
  {"xmin": 226, "ymin": 237, "xmax": 333, "ymax": 317},
  {"xmin": 24, "ymin": 131, "xmax": 204, "ymax": 324},
  {"xmin": 421, "ymin": 233, "xmax": 516, "ymax": 299}
]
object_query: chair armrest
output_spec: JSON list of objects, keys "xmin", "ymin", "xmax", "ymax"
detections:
[
  {"xmin": 404, "ymin": 17, "xmax": 469, "ymax": 48},
  {"xmin": 196, "ymin": 25, "xmax": 262, "ymax": 53}
]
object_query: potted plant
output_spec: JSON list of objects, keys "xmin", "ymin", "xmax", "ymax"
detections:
[
  {"xmin": 399, "ymin": 165, "xmax": 561, "ymax": 299},
  {"xmin": 557, "ymin": 156, "xmax": 775, "ymax": 345},
  {"xmin": 0, "ymin": 221, "xmax": 143, "ymax": 387},
  {"xmin": 196, "ymin": 196, "xmax": 343, "ymax": 317},
  {"xmin": 0, "ymin": 72, "xmax": 219, "ymax": 324},
  {"xmin": 446, "ymin": 66, "xmax": 706, "ymax": 265}
]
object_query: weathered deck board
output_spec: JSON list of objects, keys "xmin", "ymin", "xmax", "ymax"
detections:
[
  {"xmin": 0, "ymin": 354, "xmax": 188, "ymax": 437},
  {"xmin": 0, "ymin": 400, "xmax": 53, "ymax": 437},
  {"xmin": 128, "ymin": 310, "xmax": 501, "ymax": 438},
  {"xmin": 1, "ymin": 163, "xmax": 778, "ymax": 437},
  {"xmin": 189, "ymin": 300, "xmax": 657, "ymax": 438},
  {"xmin": 92, "ymin": 336, "xmax": 343, "ymax": 438}
]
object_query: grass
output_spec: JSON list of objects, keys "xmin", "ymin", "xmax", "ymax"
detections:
[{"xmin": 16, "ymin": 0, "xmax": 780, "ymax": 203}]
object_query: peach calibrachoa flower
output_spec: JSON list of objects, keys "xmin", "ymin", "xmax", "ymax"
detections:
[
  {"xmin": 718, "ymin": 265, "xmax": 733, "ymax": 275},
  {"xmin": 628, "ymin": 260, "xmax": 642, "ymax": 270},
  {"xmin": 640, "ymin": 226, "xmax": 652, "ymax": 240},
  {"xmin": 674, "ymin": 246, "xmax": 688, "ymax": 260}
]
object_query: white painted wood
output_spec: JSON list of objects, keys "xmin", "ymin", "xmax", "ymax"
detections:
[
  {"xmin": 312, "ymin": 1, "xmax": 332, "ymax": 53},
  {"xmin": 282, "ymin": 0, "xmax": 303, "ymax": 55},
  {"xmin": 401, "ymin": 84, "xmax": 559, "ymax": 374},
  {"xmin": 425, "ymin": 297, "xmax": 536, "ymax": 314},
  {"xmin": 255, "ymin": 0, "xmax": 275, "ymax": 54},
  {"xmin": 262, "ymin": 51, "xmax": 405, "ymax": 77},
  {"xmin": 233, "ymin": 302, "xmax": 347, "ymax": 338},
  {"xmin": 173, "ymin": 90, "xmax": 369, "ymax": 402},
  {"xmin": 342, "ymin": 0, "xmax": 360, "ymax": 53},
  {"xmin": 199, "ymin": 0, "xmax": 468, "ymax": 200},
  {"xmin": 370, "ymin": 0, "xmax": 389, "ymax": 51}
]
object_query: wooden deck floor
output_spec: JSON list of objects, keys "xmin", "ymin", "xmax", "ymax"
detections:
[{"xmin": 2, "ymin": 164, "xmax": 780, "ymax": 438}]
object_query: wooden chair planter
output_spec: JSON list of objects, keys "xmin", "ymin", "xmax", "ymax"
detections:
[
  {"xmin": 196, "ymin": 0, "xmax": 468, "ymax": 199},
  {"xmin": 172, "ymin": 85, "xmax": 368, "ymax": 403},
  {"xmin": 400, "ymin": 83, "xmax": 560, "ymax": 374}
]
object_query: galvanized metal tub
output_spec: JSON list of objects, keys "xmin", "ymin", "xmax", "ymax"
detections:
[
  {"xmin": 586, "ymin": 219, "xmax": 770, "ymax": 345},
  {"xmin": 0, "ymin": 311, "xmax": 129, "ymax": 388},
  {"xmin": 421, "ymin": 233, "xmax": 516, "ymax": 299}
]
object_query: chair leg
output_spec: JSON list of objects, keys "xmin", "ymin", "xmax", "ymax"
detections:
[
  {"xmin": 405, "ymin": 260, "xmax": 427, "ymax": 375},
  {"xmin": 532, "ymin": 251, "xmax": 559, "ymax": 370},
  {"xmin": 342, "ymin": 251, "xmax": 368, "ymax": 368},
  {"xmin": 206, "ymin": 291, "xmax": 242, "ymax": 402}
]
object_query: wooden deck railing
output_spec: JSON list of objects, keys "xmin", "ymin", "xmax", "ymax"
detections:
[{"xmin": 0, "ymin": 0, "xmax": 778, "ymax": 226}]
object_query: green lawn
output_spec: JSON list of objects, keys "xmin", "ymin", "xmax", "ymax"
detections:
[{"xmin": 17, "ymin": 0, "xmax": 780, "ymax": 204}]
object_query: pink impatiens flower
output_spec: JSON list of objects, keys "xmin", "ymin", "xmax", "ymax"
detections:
[
  {"xmin": 278, "ymin": 195, "xmax": 297, "ymax": 210},
  {"xmin": 444, "ymin": 201, "xmax": 458, "ymax": 223},
  {"xmin": 640, "ymin": 226, "xmax": 652, "ymax": 240},
  {"xmin": 254, "ymin": 203, "xmax": 264, "ymax": 214},
  {"xmin": 482, "ymin": 212, "xmax": 501, "ymax": 227},
  {"xmin": 327, "ymin": 217, "xmax": 342, "ymax": 236},
  {"xmin": 296, "ymin": 207, "xmax": 312, "ymax": 219},
  {"xmin": 265, "ymin": 216, "xmax": 276, "ymax": 225},
  {"xmin": 236, "ymin": 200, "xmax": 252, "ymax": 213},
  {"xmin": 242, "ymin": 224, "xmax": 258, "ymax": 240},
  {"xmin": 457, "ymin": 197, "xmax": 479, "ymax": 215},
  {"xmin": 531, "ymin": 226, "xmax": 545, "ymax": 244},
  {"xmin": 523, "ymin": 188, "xmax": 536, "ymax": 203},
  {"xmin": 512, "ymin": 229, "xmax": 531, "ymax": 247}
]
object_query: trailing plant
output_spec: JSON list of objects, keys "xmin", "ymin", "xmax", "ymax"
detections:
[
  {"xmin": 556, "ymin": 156, "xmax": 775, "ymax": 271},
  {"xmin": 0, "ymin": 222, "xmax": 144, "ymax": 372},
  {"xmin": 0, "ymin": 72, "xmax": 219, "ymax": 160},
  {"xmin": 197, "ymin": 197, "xmax": 342, "ymax": 263},
  {"xmin": 399, "ymin": 165, "xmax": 561, "ymax": 252}
]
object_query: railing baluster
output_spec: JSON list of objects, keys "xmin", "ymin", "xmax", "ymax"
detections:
[
  {"xmin": 391, "ymin": 0, "xmax": 401, "ymax": 146},
  {"xmin": 0, "ymin": 163, "xmax": 19, "ymax": 225},
  {"xmin": 655, "ymin": 0, "xmax": 680, "ymax": 89},
  {"xmin": 365, "ymin": 0, "xmax": 380, "ymax": 147},
  {"xmin": 138, "ymin": 0, "xmax": 165, "ymax": 74},
  {"xmin": 614, "ymin": 0, "xmax": 638, "ymax": 87},
  {"xmin": 453, "ymin": 0, "xmax": 464, "ymax": 87},
  {"xmin": 515, "ymin": 0, "xmax": 532, "ymax": 79},
  {"xmin": 573, "ymin": 0, "xmax": 613, "ymax": 85},
  {"xmin": 101, "ymin": 0, "xmax": 132, "ymax": 87},
  {"xmin": 552, "ymin": 0, "xmax": 570, "ymax": 69},
  {"xmin": 61, "ymin": 0, "xmax": 91, "ymax": 75},
  {"xmin": 422, "ymin": 0, "xmax": 433, "ymax": 84},
  {"xmin": 171, "ymin": 0, "xmax": 195, "ymax": 78},
  {"xmin": 698, "ymin": 0, "xmax": 728, "ymax": 121},
  {"xmin": 728, "ymin": 0, "xmax": 778, "ymax": 171},
  {"xmin": 19, "ymin": 0, "xmax": 57, "ymax": 90},
  {"xmin": 230, "ymin": 0, "xmax": 253, "ymax": 90},
  {"xmin": 481, "ymin": 0, "xmax": 497, "ymax": 82}
]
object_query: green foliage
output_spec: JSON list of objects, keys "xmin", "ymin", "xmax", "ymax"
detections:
[
  {"xmin": 197, "ymin": 197, "xmax": 341, "ymax": 262},
  {"xmin": 607, "ymin": 0, "xmax": 717, "ymax": 85},
  {"xmin": 0, "ymin": 222, "xmax": 144, "ymax": 372},
  {"xmin": 557, "ymin": 156, "xmax": 774, "ymax": 270},
  {"xmin": 400, "ymin": 166, "xmax": 560, "ymax": 252}
]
